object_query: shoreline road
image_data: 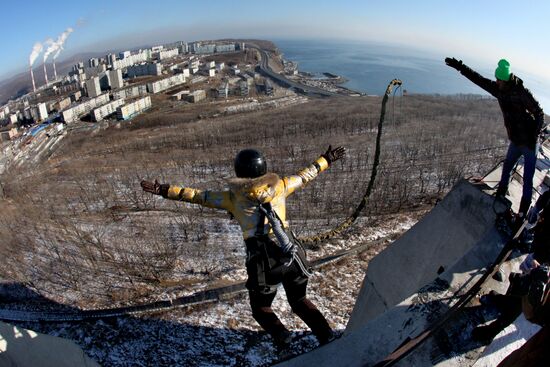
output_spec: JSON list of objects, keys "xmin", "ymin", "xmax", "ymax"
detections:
[{"xmin": 247, "ymin": 44, "xmax": 338, "ymax": 98}]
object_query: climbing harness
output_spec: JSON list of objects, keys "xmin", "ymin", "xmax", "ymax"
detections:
[
  {"xmin": 258, "ymin": 203, "xmax": 294, "ymax": 255},
  {"xmin": 258, "ymin": 202, "xmax": 313, "ymax": 277},
  {"xmin": 299, "ymin": 78, "xmax": 403, "ymax": 244}
]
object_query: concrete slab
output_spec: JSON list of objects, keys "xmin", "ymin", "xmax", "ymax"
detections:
[
  {"xmin": 346, "ymin": 180, "xmax": 504, "ymax": 331},
  {"xmin": 277, "ymin": 219, "xmax": 510, "ymax": 367},
  {"xmin": 394, "ymin": 254, "xmax": 535, "ymax": 367},
  {"xmin": 482, "ymin": 164, "xmax": 502, "ymax": 189},
  {"xmin": 0, "ymin": 321, "xmax": 99, "ymax": 367}
]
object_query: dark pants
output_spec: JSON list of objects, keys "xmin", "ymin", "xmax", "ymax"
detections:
[
  {"xmin": 498, "ymin": 142, "xmax": 538, "ymax": 214},
  {"xmin": 483, "ymin": 293, "xmax": 522, "ymax": 333},
  {"xmin": 245, "ymin": 236, "xmax": 332, "ymax": 345}
]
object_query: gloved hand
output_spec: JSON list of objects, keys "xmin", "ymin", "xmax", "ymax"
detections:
[
  {"xmin": 445, "ymin": 57, "xmax": 463, "ymax": 70},
  {"xmin": 322, "ymin": 145, "xmax": 346, "ymax": 164},
  {"xmin": 141, "ymin": 179, "xmax": 170, "ymax": 197}
]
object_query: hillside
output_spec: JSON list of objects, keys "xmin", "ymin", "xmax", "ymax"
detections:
[{"xmin": 0, "ymin": 94, "xmax": 511, "ymax": 366}]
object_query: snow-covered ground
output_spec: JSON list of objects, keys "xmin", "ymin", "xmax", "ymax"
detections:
[{"xmin": 4, "ymin": 212, "xmax": 421, "ymax": 367}]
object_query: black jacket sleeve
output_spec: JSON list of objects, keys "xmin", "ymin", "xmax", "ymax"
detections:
[
  {"xmin": 520, "ymin": 86, "xmax": 545, "ymax": 134},
  {"xmin": 457, "ymin": 63, "xmax": 499, "ymax": 97}
]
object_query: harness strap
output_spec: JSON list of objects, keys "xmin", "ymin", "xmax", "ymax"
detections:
[
  {"xmin": 255, "ymin": 203, "xmax": 266, "ymax": 237},
  {"xmin": 259, "ymin": 202, "xmax": 294, "ymax": 254}
]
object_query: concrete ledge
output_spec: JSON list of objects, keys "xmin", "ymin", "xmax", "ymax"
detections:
[
  {"xmin": 0, "ymin": 321, "xmax": 99, "ymax": 367},
  {"xmin": 347, "ymin": 180, "xmax": 503, "ymax": 331}
]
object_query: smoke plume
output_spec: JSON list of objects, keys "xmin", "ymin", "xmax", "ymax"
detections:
[
  {"xmin": 53, "ymin": 27, "xmax": 74, "ymax": 59},
  {"xmin": 43, "ymin": 38, "xmax": 56, "ymax": 62},
  {"xmin": 29, "ymin": 42, "xmax": 43, "ymax": 66}
]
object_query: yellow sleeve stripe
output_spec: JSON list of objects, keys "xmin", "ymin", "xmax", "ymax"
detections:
[
  {"xmin": 315, "ymin": 156, "xmax": 329, "ymax": 172},
  {"xmin": 167, "ymin": 186, "xmax": 182, "ymax": 200},
  {"xmin": 167, "ymin": 186, "xmax": 199, "ymax": 202}
]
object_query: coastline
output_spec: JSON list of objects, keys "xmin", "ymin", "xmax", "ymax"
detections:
[{"xmin": 276, "ymin": 52, "xmax": 364, "ymax": 96}]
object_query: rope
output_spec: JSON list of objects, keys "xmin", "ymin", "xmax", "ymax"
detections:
[{"xmin": 299, "ymin": 79, "xmax": 403, "ymax": 244}]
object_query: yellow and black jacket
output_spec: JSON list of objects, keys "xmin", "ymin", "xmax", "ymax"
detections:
[{"xmin": 165, "ymin": 155, "xmax": 330, "ymax": 239}]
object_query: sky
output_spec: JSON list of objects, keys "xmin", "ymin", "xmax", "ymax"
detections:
[{"xmin": 2, "ymin": 0, "xmax": 550, "ymax": 106}]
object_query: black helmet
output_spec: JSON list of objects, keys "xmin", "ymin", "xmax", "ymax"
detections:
[{"xmin": 234, "ymin": 149, "xmax": 267, "ymax": 178}]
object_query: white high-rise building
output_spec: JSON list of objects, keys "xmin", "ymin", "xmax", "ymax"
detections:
[
  {"xmin": 127, "ymin": 63, "xmax": 163, "ymax": 78},
  {"xmin": 107, "ymin": 69, "xmax": 124, "ymax": 89},
  {"xmin": 30, "ymin": 103, "xmax": 48, "ymax": 122},
  {"xmin": 85, "ymin": 77, "xmax": 102, "ymax": 98},
  {"xmin": 88, "ymin": 58, "xmax": 99, "ymax": 68},
  {"xmin": 107, "ymin": 54, "xmax": 117, "ymax": 66}
]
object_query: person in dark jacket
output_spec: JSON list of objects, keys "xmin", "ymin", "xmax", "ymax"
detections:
[
  {"xmin": 141, "ymin": 146, "xmax": 345, "ymax": 350},
  {"xmin": 445, "ymin": 57, "xmax": 545, "ymax": 217}
]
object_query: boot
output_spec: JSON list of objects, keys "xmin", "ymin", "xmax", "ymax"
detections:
[
  {"xmin": 273, "ymin": 330, "xmax": 292, "ymax": 350},
  {"xmin": 273, "ymin": 330, "xmax": 294, "ymax": 360},
  {"xmin": 317, "ymin": 329, "xmax": 336, "ymax": 345}
]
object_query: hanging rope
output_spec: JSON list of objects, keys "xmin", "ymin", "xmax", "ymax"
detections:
[{"xmin": 299, "ymin": 78, "xmax": 403, "ymax": 244}]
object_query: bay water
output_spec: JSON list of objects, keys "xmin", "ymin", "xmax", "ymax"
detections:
[{"xmin": 274, "ymin": 39, "xmax": 550, "ymax": 111}]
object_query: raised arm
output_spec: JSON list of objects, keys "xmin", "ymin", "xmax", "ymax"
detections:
[
  {"xmin": 283, "ymin": 145, "xmax": 346, "ymax": 196},
  {"xmin": 445, "ymin": 57, "xmax": 498, "ymax": 96},
  {"xmin": 140, "ymin": 179, "xmax": 231, "ymax": 210}
]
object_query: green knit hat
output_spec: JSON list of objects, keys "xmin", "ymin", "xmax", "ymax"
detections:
[{"xmin": 495, "ymin": 59, "xmax": 511, "ymax": 81}]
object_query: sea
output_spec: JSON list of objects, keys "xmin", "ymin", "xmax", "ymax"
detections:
[{"xmin": 274, "ymin": 39, "xmax": 550, "ymax": 111}]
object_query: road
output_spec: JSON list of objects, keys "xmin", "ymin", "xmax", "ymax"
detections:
[{"xmin": 248, "ymin": 44, "xmax": 338, "ymax": 98}]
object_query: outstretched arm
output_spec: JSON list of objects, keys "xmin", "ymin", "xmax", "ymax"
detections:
[
  {"xmin": 445, "ymin": 57, "xmax": 498, "ymax": 96},
  {"xmin": 140, "ymin": 179, "xmax": 231, "ymax": 209},
  {"xmin": 284, "ymin": 145, "xmax": 346, "ymax": 196}
]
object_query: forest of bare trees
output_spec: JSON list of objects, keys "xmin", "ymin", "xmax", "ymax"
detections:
[{"xmin": 0, "ymin": 94, "xmax": 508, "ymax": 308}]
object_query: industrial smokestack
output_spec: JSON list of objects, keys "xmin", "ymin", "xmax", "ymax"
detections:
[
  {"xmin": 29, "ymin": 42, "xmax": 43, "ymax": 92},
  {"xmin": 30, "ymin": 67, "xmax": 37, "ymax": 93},
  {"xmin": 43, "ymin": 63, "xmax": 49, "ymax": 85},
  {"xmin": 53, "ymin": 61, "xmax": 58, "ymax": 80}
]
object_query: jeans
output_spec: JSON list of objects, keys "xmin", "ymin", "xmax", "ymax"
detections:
[{"xmin": 498, "ymin": 142, "xmax": 538, "ymax": 214}]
